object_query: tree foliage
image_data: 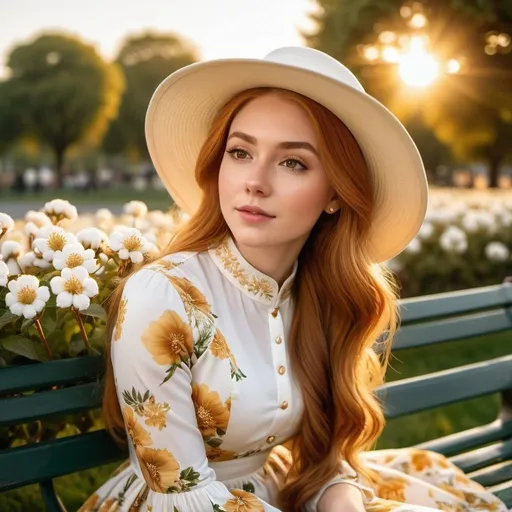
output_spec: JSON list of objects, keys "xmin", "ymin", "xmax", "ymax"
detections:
[
  {"xmin": 0, "ymin": 33, "xmax": 124, "ymax": 186},
  {"xmin": 307, "ymin": 0, "xmax": 512, "ymax": 186},
  {"xmin": 103, "ymin": 33, "xmax": 198, "ymax": 161}
]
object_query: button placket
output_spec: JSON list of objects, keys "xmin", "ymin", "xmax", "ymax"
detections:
[{"xmin": 263, "ymin": 304, "xmax": 292, "ymax": 447}]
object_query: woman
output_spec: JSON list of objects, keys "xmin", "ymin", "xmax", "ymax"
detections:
[{"xmin": 81, "ymin": 47, "xmax": 506, "ymax": 511}]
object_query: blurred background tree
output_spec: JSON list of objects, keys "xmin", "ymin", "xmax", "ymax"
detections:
[
  {"xmin": 102, "ymin": 33, "xmax": 198, "ymax": 162},
  {"xmin": 0, "ymin": 34, "xmax": 125, "ymax": 187},
  {"xmin": 306, "ymin": 0, "xmax": 512, "ymax": 187}
]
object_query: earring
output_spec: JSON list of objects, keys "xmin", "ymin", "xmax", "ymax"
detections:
[{"xmin": 328, "ymin": 207, "xmax": 335, "ymax": 213}]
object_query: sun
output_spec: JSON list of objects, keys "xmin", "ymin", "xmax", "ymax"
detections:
[{"xmin": 399, "ymin": 51, "xmax": 439, "ymax": 87}]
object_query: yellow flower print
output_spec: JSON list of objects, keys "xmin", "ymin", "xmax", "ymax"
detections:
[
  {"xmin": 375, "ymin": 477, "xmax": 407, "ymax": 502},
  {"xmin": 166, "ymin": 275, "xmax": 211, "ymax": 317},
  {"xmin": 439, "ymin": 482, "xmax": 466, "ymax": 500},
  {"xmin": 77, "ymin": 492, "xmax": 99, "ymax": 512},
  {"xmin": 155, "ymin": 259, "xmax": 183, "ymax": 271},
  {"xmin": 97, "ymin": 497, "xmax": 118, "ymax": 512},
  {"xmin": 206, "ymin": 444, "xmax": 237, "ymax": 462},
  {"xmin": 223, "ymin": 489, "xmax": 264, "ymax": 512},
  {"xmin": 192, "ymin": 383, "xmax": 230, "ymax": 439},
  {"xmin": 135, "ymin": 446, "xmax": 180, "ymax": 493},
  {"xmin": 209, "ymin": 329, "xmax": 230, "ymax": 359},
  {"xmin": 124, "ymin": 406, "xmax": 152, "ymax": 447},
  {"xmin": 141, "ymin": 309, "xmax": 193, "ymax": 383},
  {"xmin": 209, "ymin": 329, "xmax": 246, "ymax": 382},
  {"xmin": 411, "ymin": 450, "xmax": 433, "ymax": 472},
  {"xmin": 144, "ymin": 396, "xmax": 171, "ymax": 430},
  {"xmin": 114, "ymin": 297, "xmax": 128, "ymax": 341}
]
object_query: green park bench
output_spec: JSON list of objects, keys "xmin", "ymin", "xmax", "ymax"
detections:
[{"xmin": 0, "ymin": 282, "xmax": 511, "ymax": 511}]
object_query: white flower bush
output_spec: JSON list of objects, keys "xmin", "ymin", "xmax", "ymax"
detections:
[
  {"xmin": 6, "ymin": 275, "xmax": 50, "ymax": 319},
  {"xmin": 0, "ymin": 198, "xmax": 186, "ymax": 363},
  {"xmin": 389, "ymin": 188, "xmax": 512, "ymax": 297},
  {"xmin": 50, "ymin": 267, "xmax": 99, "ymax": 310}
]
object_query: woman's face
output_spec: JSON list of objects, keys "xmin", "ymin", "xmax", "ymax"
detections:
[{"xmin": 218, "ymin": 93, "xmax": 338, "ymax": 252}]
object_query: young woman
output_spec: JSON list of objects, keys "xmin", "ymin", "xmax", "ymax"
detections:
[{"xmin": 80, "ymin": 47, "xmax": 507, "ymax": 512}]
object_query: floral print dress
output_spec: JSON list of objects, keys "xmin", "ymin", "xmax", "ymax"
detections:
[{"xmin": 80, "ymin": 236, "xmax": 507, "ymax": 512}]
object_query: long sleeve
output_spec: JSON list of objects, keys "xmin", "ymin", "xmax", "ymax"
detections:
[
  {"xmin": 111, "ymin": 267, "xmax": 272, "ymax": 511},
  {"xmin": 304, "ymin": 460, "xmax": 376, "ymax": 511}
]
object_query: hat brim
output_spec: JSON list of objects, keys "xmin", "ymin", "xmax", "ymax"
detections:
[{"xmin": 145, "ymin": 58, "xmax": 428, "ymax": 263}]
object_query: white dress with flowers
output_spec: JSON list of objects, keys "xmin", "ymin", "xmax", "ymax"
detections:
[{"xmin": 80, "ymin": 236, "xmax": 507, "ymax": 512}]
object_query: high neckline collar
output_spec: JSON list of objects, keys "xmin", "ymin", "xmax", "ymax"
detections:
[{"xmin": 208, "ymin": 235, "xmax": 297, "ymax": 307}]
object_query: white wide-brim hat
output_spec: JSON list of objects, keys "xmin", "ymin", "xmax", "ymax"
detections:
[{"xmin": 145, "ymin": 46, "xmax": 428, "ymax": 263}]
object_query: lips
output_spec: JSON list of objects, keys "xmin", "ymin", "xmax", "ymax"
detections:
[{"xmin": 236, "ymin": 207, "xmax": 274, "ymax": 218}]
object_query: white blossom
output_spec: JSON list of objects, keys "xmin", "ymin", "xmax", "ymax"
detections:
[
  {"xmin": 439, "ymin": 226, "xmax": 468, "ymax": 254},
  {"xmin": 43, "ymin": 199, "xmax": 78, "ymax": 222},
  {"xmin": 33, "ymin": 226, "xmax": 78, "ymax": 262},
  {"xmin": 24, "ymin": 210, "xmax": 52, "ymax": 228},
  {"xmin": 0, "ymin": 213, "xmax": 15, "ymax": 235},
  {"xmin": 108, "ymin": 228, "xmax": 152, "ymax": 264},
  {"xmin": 1, "ymin": 240, "xmax": 23, "ymax": 261},
  {"xmin": 405, "ymin": 237, "xmax": 422, "ymax": 254},
  {"xmin": 18, "ymin": 251, "xmax": 38, "ymax": 272},
  {"xmin": 485, "ymin": 242, "xmax": 510, "ymax": 262},
  {"xmin": 50, "ymin": 267, "xmax": 99, "ymax": 310},
  {"xmin": 124, "ymin": 200, "xmax": 148, "ymax": 218},
  {"xmin": 76, "ymin": 227, "xmax": 108, "ymax": 250},
  {"xmin": 53, "ymin": 243, "xmax": 98, "ymax": 272},
  {"xmin": 462, "ymin": 211, "xmax": 496, "ymax": 234},
  {"xmin": 417, "ymin": 221, "xmax": 434, "ymax": 240},
  {"xmin": 0, "ymin": 260, "xmax": 9, "ymax": 286},
  {"xmin": 5, "ymin": 275, "xmax": 50, "ymax": 319},
  {"xmin": 95, "ymin": 208, "xmax": 113, "ymax": 223}
]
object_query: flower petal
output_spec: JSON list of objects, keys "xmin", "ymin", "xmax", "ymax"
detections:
[
  {"xmin": 130, "ymin": 251, "xmax": 144, "ymax": 264},
  {"xmin": 5, "ymin": 292, "xmax": 15, "ymax": 307},
  {"xmin": 22, "ymin": 305, "xmax": 37, "ymax": 319},
  {"xmin": 84, "ymin": 278, "xmax": 99, "ymax": 297},
  {"xmin": 50, "ymin": 276, "xmax": 65, "ymax": 294},
  {"xmin": 9, "ymin": 302, "xmax": 24, "ymax": 316},
  {"xmin": 73, "ymin": 294, "xmax": 90, "ymax": 311},
  {"xmin": 118, "ymin": 249, "xmax": 130, "ymax": 260},
  {"xmin": 56, "ymin": 291, "xmax": 73, "ymax": 308},
  {"xmin": 37, "ymin": 286, "xmax": 50, "ymax": 302}
]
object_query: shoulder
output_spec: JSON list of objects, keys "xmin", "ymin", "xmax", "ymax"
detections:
[{"xmin": 123, "ymin": 250, "xmax": 213, "ymax": 315}]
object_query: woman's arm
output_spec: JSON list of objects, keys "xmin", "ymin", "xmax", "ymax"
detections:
[{"xmin": 317, "ymin": 483, "xmax": 366, "ymax": 512}]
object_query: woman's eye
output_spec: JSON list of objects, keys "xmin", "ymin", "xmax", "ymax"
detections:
[
  {"xmin": 228, "ymin": 148, "xmax": 250, "ymax": 160},
  {"xmin": 282, "ymin": 159, "xmax": 307, "ymax": 171}
]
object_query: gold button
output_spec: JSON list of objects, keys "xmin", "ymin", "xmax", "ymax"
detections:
[
  {"xmin": 281, "ymin": 401, "xmax": 289, "ymax": 410},
  {"xmin": 266, "ymin": 435, "xmax": 276, "ymax": 444},
  {"xmin": 275, "ymin": 336, "xmax": 282, "ymax": 344},
  {"xmin": 271, "ymin": 308, "xmax": 279, "ymax": 318},
  {"xmin": 278, "ymin": 366, "xmax": 286, "ymax": 375}
]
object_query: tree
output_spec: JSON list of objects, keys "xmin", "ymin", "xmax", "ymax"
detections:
[
  {"xmin": 306, "ymin": 0, "xmax": 512, "ymax": 187},
  {"xmin": 103, "ymin": 33, "xmax": 198, "ymax": 162},
  {"xmin": 1, "ymin": 33, "xmax": 124, "ymax": 187}
]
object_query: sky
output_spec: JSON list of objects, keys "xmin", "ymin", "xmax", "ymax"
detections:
[{"xmin": 0, "ymin": 0, "xmax": 319, "ymax": 76}]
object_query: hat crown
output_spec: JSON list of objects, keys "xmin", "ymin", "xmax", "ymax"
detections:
[{"xmin": 264, "ymin": 46, "xmax": 365, "ymax": 93}]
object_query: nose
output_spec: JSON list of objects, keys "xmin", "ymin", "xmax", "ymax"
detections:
[{"xmin": 245, "ymin": 160, "xmax": 272, "ymax": 197}]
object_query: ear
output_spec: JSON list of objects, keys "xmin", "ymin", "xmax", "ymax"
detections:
[{"xmin": 325, "ymin": 196, "xmax": 341, "ymax": 214}]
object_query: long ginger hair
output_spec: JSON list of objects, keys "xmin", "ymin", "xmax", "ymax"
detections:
[{"xmin": 102, "ymin": 87, "xmax": 399, "ymax": 510}]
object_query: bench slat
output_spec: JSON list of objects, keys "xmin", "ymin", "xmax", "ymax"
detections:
[
  {"xmin": 378, "ymin": 356, "xmax": 512, "ymax": 418},
  {"xmin": 399, "ymin": 283, "xmax": 512, "ymax": 323},
  {"xmin": 468, "ymin": 461, "xmax": 512, "ymax": 487},
  {"xmin": 393, "ymin": 309, "xmax": 512, "ymax": 350},
  {"xmin": 0, "ymin": 356, "xmax": 104, "ymax": 394},
  {"xmin": 0, "ymin": 430, "xmax": 126, "ymax": 492},
  {"xmin": 449, "ymin": 438, "xmax": 512, "ymax": 473},
  {"xmin": 415, "ymin": 419, "xmax": 512, "ymax": 456},
  {"xmin": 488, "ymin": 480, "xmax": 512, "ymax": 508},
  {"xmin": 0, "ymin": 382, "xmax": 102, "ymax": 427}
]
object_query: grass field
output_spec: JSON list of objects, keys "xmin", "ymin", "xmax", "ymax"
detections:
[{"xmin": 1, "ymin": 330, "xmax": 510, "ymax": 511}]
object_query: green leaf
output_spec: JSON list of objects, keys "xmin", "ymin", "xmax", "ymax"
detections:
[
  {"xmin": 0, "ymin": 335, "xmax": 49, "ymax": 362},
  {"xmin": 242, "ymin": 482, "xmax": 255, "ymax": 493},
  {"xmin": 69, "ymin": 338, "xmax": 86, "ymax": 357},
  {"xmin": 81, "ymin": 303, "xmax": 107, "ymax": 320},
  {"xmin": 206, "ymin": 437, "xmax": 223, "ymax": 448},
  {"xmin": 0, "ymin": 310, "xmax": 18, "ymax": 331},
  {"xmin": 21, "ymin": 317, "xmax": 34, "ymax": 332}
]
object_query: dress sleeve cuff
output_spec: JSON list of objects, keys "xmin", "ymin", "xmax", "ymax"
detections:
[{"xmin": 303, "ymin": 460, "xmax": 375, "ymax": 511}]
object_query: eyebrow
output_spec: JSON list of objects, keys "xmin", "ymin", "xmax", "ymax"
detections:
[{"xmin": 227, "ymin": 131, "xmax": 319, "ymax": 157}]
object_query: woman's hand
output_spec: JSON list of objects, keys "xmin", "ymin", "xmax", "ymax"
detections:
[{"xmin": 317, "ymin": 483, "xmax": 366, "ymax": 512}]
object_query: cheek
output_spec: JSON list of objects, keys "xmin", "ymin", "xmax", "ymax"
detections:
[{"xmin": 280, "ymin": 176, "xmax": 330, "ymax": 217}]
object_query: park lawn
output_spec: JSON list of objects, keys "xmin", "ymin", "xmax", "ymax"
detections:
[{"xmin": 0, "ymin": 330, "xmax": 510, "ymax": 511}]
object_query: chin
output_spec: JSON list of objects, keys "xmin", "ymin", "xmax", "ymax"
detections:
[{"xmin": 229, "ymin": 223, "xmax": 276, "ymax": 248}]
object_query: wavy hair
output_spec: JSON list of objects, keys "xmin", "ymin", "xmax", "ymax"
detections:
[{"xmin": 102, "ymin": 87, "xmax": 399, "ymax": 510}]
